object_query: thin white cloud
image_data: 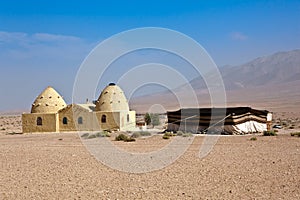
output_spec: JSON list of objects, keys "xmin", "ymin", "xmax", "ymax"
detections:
[
  {"xmin": 0, "ymin": 31, "xmax": 28, "ymax": 43},
  {"xmin": 33, "ymin": 33, "xmax": 81, "ymax": 42},
  {"xmin": 0, "ymin": 30, "xmax": 92, "ymax": 65},
  {"xmin": 230, "ymin": 32, "xmax": 248, "ymax": 41},
  {"xmin": 0, "ymin": 31, "xmax": 82, "ymax": 44}
]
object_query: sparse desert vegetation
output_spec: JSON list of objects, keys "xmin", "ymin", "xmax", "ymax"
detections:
[
  {"xmin": 263, "ymin": 130, "xmax": 277, "ymax": 136},
  {"xmin": 162, "ymin": 132, "xmax": 176, "ymax": 139},
  {"xmin": 1, "ymin": 132, "xmax": 299, "ymax": 199},
  {"xmin": 115, "ymin": 133, "xmax": 136, "ymax": 142},
  {"xmin": 0, "ymin": 115, "xmax": 22, "ymax": 134},
  {"xmin": 182, "ymin": 132, "xmax": 193, "ymax": 137},
  {"xmin": 81, "ymin": 131, "xmax": 111, "ymax": 139},
  {"xmin": 273, "ymin": 112, "xmax": 300, "ymax": 130},
  {"xmin": 130, "ymin": 131, "xmax": 151, "ymax": 138},
  {"xmin": 250, "ymin": 136, "xmax": 257, "ymax": 141},
  {"xmin": 290, "ymin": 132, "xmax": 300, "ymax": 137},
  {"xmin": 0, "ymin": 111, "xmax": 299, "ymax": 200},
  {"xmin": 162, "ymin": 134, "xmax": 170, "ymax": 139}
]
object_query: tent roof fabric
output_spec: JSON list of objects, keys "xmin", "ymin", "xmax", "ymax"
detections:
[
  {"xmin": 167, "ymin": 107, "xmax": 269, "ymax": 127},
  {"xmin": 170, "ymin": 107, "xmax": 268, "ymax": 116},
  {"xmin": 31, "ymin": 86, "xmax": 67, "ymax": 113}
]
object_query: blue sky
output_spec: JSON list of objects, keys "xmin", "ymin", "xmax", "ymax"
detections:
[{"xmin": 0, "ymin": 0, "xmax": 299, "ymax": 111}]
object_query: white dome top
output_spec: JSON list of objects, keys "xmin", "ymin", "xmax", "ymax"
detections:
[
  {"xmin": 95, "ymin": 83, "xmax": 129, "ymax": 112},
  {"xmin": 31, "ymin": 86, "xmax": 67, "ymax": 113}
]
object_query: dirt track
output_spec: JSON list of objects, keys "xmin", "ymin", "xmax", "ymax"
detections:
[{"xmin": 1, "ymin": 132, "xmax": 299, "ymax": 199}]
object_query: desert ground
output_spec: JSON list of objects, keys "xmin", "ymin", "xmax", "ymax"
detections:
[{"xmin": 0, "ymin": 113, "xmax": 300, "ymax": 199}]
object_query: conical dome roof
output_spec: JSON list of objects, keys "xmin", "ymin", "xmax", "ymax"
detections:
[
  {"xmin": 31, "ymin": 86, "xmax": 67, "ymax": 113},
  {"xmin": 95, "ymin": 83, "xmax": 129, "ymax": 112}
]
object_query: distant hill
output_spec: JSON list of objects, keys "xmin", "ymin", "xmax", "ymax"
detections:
[
  {"xmin": 189, "ymin": 49, "xmax": 300, "ymax": 91},
  {"xmin": 0, "ymin": 109, "xmax": 28, "ymax": 116},
  {"xmin": 130, "ymin": 49, "xmax": 300, "ymax": 113}
]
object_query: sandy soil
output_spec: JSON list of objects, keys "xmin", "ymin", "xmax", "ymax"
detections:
[
  {"xmin": 0, "ymin": 115, "xmax": 22, "ymax": 135},
  {"xmin": 1, "ymin": 131, "xmax": 299, "ymax": 199},
  {"xmin": 0, "ymin": 114, "xmax": 299, "ymax": 199}
]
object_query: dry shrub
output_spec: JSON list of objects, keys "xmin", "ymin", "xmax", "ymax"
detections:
[
  {"xmin": 162, "ymin": 135, "xmax": 170, "ymax": 139},
  {"xmin": 115, "ymin": 133, "xmax": 136, "ymax": 142},
  {"xmin": 250, "ymin": 137, "xmax": 257, "ymax": 141},
  {"xmin": 115, "ymin": 134, "xmax": 128, "ymax": 141},
  {"xmin": 263, "ymin": 130, "xmax": 277, "ymax": 136},
  {"xmin": 291, "ymin": 132, "xmax": 300, "ymax": 137}
]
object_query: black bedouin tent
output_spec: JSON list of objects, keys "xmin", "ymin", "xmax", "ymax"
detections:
[{"xmin": 166, "ymin": 107, "xmax": 271, "ymax": 134}]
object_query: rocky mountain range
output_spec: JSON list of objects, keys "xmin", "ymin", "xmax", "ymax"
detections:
[
  {"xmin": 190, "ymin": 49, "xmax": 300, "ymax": 91},
  {"xmin": 130, "ymin": 49, "xmax": 300, "ymax": 113}
]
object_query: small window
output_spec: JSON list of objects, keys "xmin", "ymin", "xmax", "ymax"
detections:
[
  {"xmin": 37, "ymin": 117, "xmax": 42, "ymax": 126},
  {"xmin": 101, "ymin": 115, "xmax": 106, "ymax": 123},
  {"xmin": 78, "ymin": 117, "xmax": 83, "ymax": 124},
  {"xmin": 127, "ymin": 114, "xmax": 130, "ymax": 122},
  {"xmin": 63, "ymin": 117, "xmax": 68, "ymax": 125}
]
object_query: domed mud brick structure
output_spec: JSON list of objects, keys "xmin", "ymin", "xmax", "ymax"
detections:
[
  {"xmin": 31, "ymin": 86, "xmax": 67, "ymax": 113},
  {"xmin": 95, "ymin": 83, "xmax": 135, "ymax": 131},
  {"xmin": 22, "ymin": 86, "xmax": 67, "ymax": 133},
  {"xmin": 22, "ymin": 83, "xmax": 136, "ymax": 133}
]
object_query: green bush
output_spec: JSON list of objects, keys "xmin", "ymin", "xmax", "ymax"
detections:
[
  {"xmin": 104, "ymin": 131, "xmax": 111, "ymax": 137},
  {"xmin": 164, "ymin": 132, "xmax": 175, "ymax": 137},
  {"xmin": 162, "ymin": 135, "xmax": 170, "ymax": 139},
  {"xmin": 176, "ymin": 131, "xmax": 183, "ymax": 136},
  {"xmin": 81, "ymin": 133, "xmax": 89, "ymax": 138},
  {"xmin": 115, "ymin": 133, "xmax": 136, "ymax": 142},
  {"xmin": 140, "ymin": 131, "xmax": 151, "ymax": 136},
  {"xmin": 263, "ymin": 130, "xmax": 277, "ymax": 136},
  {"xmin": 131, "ymin": 132, "xmax": 141, "ymax": 138},
  {"xmin": 7, "ymin": 132, "xmax": 16, "ymax": 135},
  {"xmin": 250, "ymin": 137, "xmax": 257, "ymax": 141},
  {"xmin": 124, "ymin": 137, "xmax": 136, "ymax": 142},
  {"xmin": 182, "ymin": 133, "xmax": 193, "ymax": 137},
  {"xmin": 291, "ymin": 132, "xmax": 300, "ymax": 137},
  {"xmin": 163, "ymin": 131, "xmax": 176, "ymax": 139},
  {"xmin": 144, "ymin": 113, "xmax": 151, "ymax": 125},
  {"xmin": 87, "ymin": 134, "xmax": 97, "ymax": 139},
  {"xmin": 131, "ymin": 131, "xmax": 151, "ymax": 138},
  {"xmin": 144, "ymin": 113, "xmax": 161, "ymax": 126},
  {"xmin": 82, "ymin": 131, "xmax": 110, "ymax": 139},
  {"xmin": 95, "ymin": 131, "xmax": 110, "ymax": 137},
  {"xmin": 115, "ymin": 133, "xmax": 128, "ymax": 141}
]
